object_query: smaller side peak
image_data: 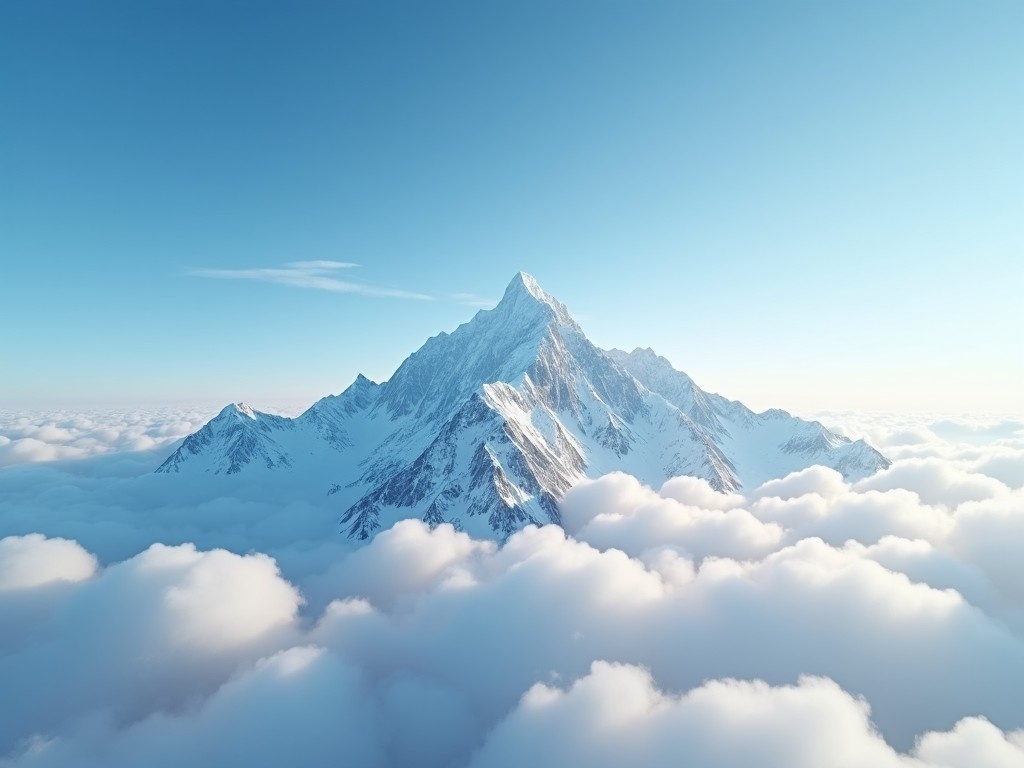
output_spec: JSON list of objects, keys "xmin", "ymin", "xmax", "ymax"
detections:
[
  {"xmin": 605, "ymin": 346, "xmax": 696, "ymax": 385},
  {"xmin": 335, "ymin": 373, "xmax": 381, "ymax": 408},
  {"xmin": 606, "ymin": 346, "xmax": 662, "ymax": 362},
  {"xmin": 325, "ymin": 374, "xmax": 380, "ymax": 402},
  {"xmin": 613, "ymin": 346, "xmax": 671, "ymax": 368},
  {"xmin": 630, "ymin": 346, "xmax": 660, "ymax": 360}
]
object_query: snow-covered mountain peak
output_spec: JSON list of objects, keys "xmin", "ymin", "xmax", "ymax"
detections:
[
  {"xmin": 373, "ymin": 273, "xmax": 586, "ymax": 421},
  {"xmin": 496, "ymin": 272, "xmax": 579, "ymax": 331},
  {"xmin": 344, "ymin": 374, "xmax": 378, "ymax": 397},
  {"xmin": 159, "ymin": 271, "xmax": 890, "ymax": 540},
  {"xmin": 299, "ymin": 375, "xmax": 381, "ymax": 430},
  {"xmin": 504, "ymin": 271, "xmax": 551, "ymax": 303}
]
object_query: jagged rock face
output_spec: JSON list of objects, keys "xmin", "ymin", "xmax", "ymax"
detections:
[{"xmin": 157, "ymin": 272, "xmax": 890, "ymax": 540}]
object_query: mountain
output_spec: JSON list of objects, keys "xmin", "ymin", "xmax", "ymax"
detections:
[{"xmin": 157, "ymin": 272, "xmax": 889, "ymax": 539}]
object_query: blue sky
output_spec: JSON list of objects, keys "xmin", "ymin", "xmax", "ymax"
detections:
[{"xmin": 1, "ymin": 1, "xmax": 1020, "ymax": 412}]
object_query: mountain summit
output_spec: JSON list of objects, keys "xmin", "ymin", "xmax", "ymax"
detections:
[{"xmin": 158, "ymin": 273, "xmax": 889, "ymax": 539}]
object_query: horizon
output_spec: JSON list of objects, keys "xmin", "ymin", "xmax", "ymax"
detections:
[
  {"xmin": 5, "ymin": 272, "xmax": 1022, "ymax": 424},
  {"xmin": 3, "ymin": 268, "xmax": 1021, "ymax": 416}
]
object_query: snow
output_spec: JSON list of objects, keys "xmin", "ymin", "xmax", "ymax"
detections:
[{"xmin": 157, "ymin": 273, "xmax": 889, "ymax": 540}]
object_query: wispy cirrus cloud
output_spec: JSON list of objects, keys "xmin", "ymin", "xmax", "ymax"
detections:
[{"xmin": 187, "ymin": 261, "xmax": 433, "ymax": 300}]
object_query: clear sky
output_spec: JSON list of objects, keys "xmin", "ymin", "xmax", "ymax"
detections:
[{"xmin": 1, "ymin": 1, "xmax": 1021, "ymax": 413}]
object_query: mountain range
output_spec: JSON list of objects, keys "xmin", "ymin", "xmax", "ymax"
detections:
[{"xmin": 157, "ymin": 273, "xmax": 889, "ymax": 539}]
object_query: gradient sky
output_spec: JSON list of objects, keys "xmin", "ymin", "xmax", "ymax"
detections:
[{"xmin": 1, "ymin": 0, "xmax": 1021, "ymax": 413}]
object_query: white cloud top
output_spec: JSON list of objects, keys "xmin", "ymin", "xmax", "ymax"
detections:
[
  {"xmin": 0, "ymin": 409, "xmax": 1022, "ymax": 766},
  {"xmin": 0, "ymin": 535, "xmax": 97, "ymax": 592}
]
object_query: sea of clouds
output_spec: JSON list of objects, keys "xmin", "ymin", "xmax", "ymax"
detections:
[{"xmin": 1, "ymin": 408, "xmax": 1023, "ymax": 767}]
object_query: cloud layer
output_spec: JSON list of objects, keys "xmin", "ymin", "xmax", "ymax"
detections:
[
  {"xmin": 0, "ymin": 410, "xmax": 1022, "ymax": 766},
  {"xmin": 0, "ymin": 409, "xmax": 216, "ymax": 467}
]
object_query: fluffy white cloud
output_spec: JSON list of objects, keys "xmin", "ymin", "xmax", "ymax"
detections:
[
  {"xmin": 947, "ymin": 492, "xmax": 1024, "ymax": 609},
  {"xmin": 3, "ymin": 516, "xmax": 1024, "ymax": 765},
  {"xmin": 0, "ymin": 544, "xmax": 302, "ymax": 757},
  {"xmin": 1, "ymin": 408, "xmax": 1023, "ymax": 766},
  {"xmin": 972, "ymin": 451, "xmax": 1024, "ymax": 490},
  {"xmin": 11, "ymin": 647, "xmax": 386, "ymax": 768},
  {"xmin": 0, "ymin": 409, "xmax": 217, "ymax": 467},
  {"xmin": 914, "ymin": 716, "xmax": 1024, "ymax": 768},
  {"xmin": 305, "ymin": 521, "xmax": 1024, "ymax": 751},
  {"xmin": 855, "ymin": 458, "xmax": 1010, "ymax": 507},
  {"xmin": 814, "ymin": 413, "xmax": 1024, "ymax": 472},
  {"xmin": 304, "ymin": 519, "xmax": 495, "ymax": 612},
  {"xmin": 470, "ymin": 662, "xmax": 1024, "ymax": 768},
  {"xmin": 562, "ymin": 472, "xmax": 783, "ymax": 561},
  {"xmin": 0, "ymin": 535, "xmax": 97, "ymax": 592},
  {"xmin": 753, "ymin": 464, "xmax": 850, "ymax": 501}
]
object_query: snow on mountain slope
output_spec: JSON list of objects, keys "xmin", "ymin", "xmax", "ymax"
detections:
[
  {"xmin": 157, "ymin": 272, "xmax": 890, "ymax": 539},
  {"xmin": 605, "ymin": 347, "xmax": 888, "ymax": 488},
  {"xmin": 156, "ymin": 403, "xmax": 295, "ymax": 475}
]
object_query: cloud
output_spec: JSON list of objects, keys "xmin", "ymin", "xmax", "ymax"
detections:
[
  {"xmin": 9, "ymin": 646, "xmax": 386, "ymax": 768},
  {"xmin": 0, "ymin": 535, "xmax": 97, "ymax": 592},
  {"xmin": 3, "ymin": 516, "xmax": 1024, "ymax": 765},
  {"xmin": 0, "ymin": 409, "xmax": 215, "ymax": 467},
  {"xmin": 284, "ymin": 260, "xmax": 360, "ymax": 270},
  {"xmin": 561, "ymin": 472, "xmax": 784, "ymax": 562},
  {"xmin": 307, "ymin": 521, "xmax": 1024, "ymax": 749},
  {"xmin": 303, "ymin": 518, "xmax": 495, "ymax": 613},
  {"xmin": 753, "ymin": 465, "xmax": 849, "ymax": 501},
  {"xmin": 0, "ymin": 543, "xmax": 303, "ymax": 757},
  {"xmin": 810, "ymin": 413, "xmax": 1024, "ymax": 463},
  {"xmin": 930, "ymin": 419, "xmax": 1024, "ymax": 444},
  {"xmin": 947, "ymin": 492, "xmax": 1024, "ymax": 608},
  {"xmin": 186, "ymin": 261, "xmax": 433, "ymax": 300},
  {"xmin": 470, "ymin": 663, "xmax": 1024, "ymax": 768},
  {"xmin": 971, "ymin": 451, "xmax": 1024, "ymax": 490},
  {"xmin": 855, "ymin": 457, "xmax": 1010, "ymax": 507},
  {"xmin": 1, "ymin": 409, "xmax": 1024, "ymax": 765},
  {"xmin": 914, "ymin": 716, "xmax": 1024, "ymax": 768}
]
